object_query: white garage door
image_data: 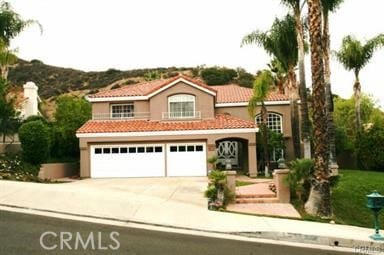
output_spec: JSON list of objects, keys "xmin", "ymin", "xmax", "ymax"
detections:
[
  {"xmin": 166, "ymin": 143, "xmax": 207, "ymax": 177},
  {"xmin": 90, "ymin": 144, "xmax": 165, "ymax": 177}
]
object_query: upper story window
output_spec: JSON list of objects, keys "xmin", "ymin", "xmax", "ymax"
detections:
[
  {"xmin": 168, "ymin": 94, "xmax": 195, "ymax": 119},
  {"xmin": 111, "ymin": 104, "xmax": 134, "ymax": 119},
  {"xmin": 255, "ymin": 112, "xmax": 283, "ymax": 133}
]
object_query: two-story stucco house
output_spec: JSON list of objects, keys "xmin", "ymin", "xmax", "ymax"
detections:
[{"xmin": 76, "ymin": 75, "xmax": 291, "ymax": 178}]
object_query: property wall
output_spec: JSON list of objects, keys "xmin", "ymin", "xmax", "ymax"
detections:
[
  {"xmin": 0, "ymin": 143, "xmax": 21, "ymax": 154},
  {"xmin": 149, "ymin": 81, "xmax": 215, "ymax": 120},
  {"xmin": 79, "ymin": 132, "xmax": 257, "ymax": 178},
  {"xmin": 38, "ymin": 162, "xmax": 79, "ymax": 179}
]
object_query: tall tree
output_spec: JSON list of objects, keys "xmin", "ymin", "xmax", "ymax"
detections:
[
  {"xmin": 0, "ymin": 1, "xmax": 40, "ymax": 46},
  {"xmin": 0, "ymin": 39, "xmax": 16, "ymax": 79},
  {"xmin": 335, "ymin": 35, "xmax": 384, "ymax": 130},
  {"xmin": 280, "ymin": 0, "xmax": 311, "ymax": 158},
  {"xmin": 242, "ymin": 14, "xmax": 301, "ymax": 158},
  {"xmin": 305, "ymin": 0, "xmax": 331, "ymax": 217},
  {"xmin": 321, "ymin": 0, "xmax": 344, "ymax": 166},
  {"xmin": 248, "ymin": 70, "xmax": 274, "ymax": 175},
  {"xmin": 0, "ymin": 77, "xmax": 19, "ymax": 142},
  {"xmin": 0, "ymin": 1, "xmax": 41, "ymax": 79}
]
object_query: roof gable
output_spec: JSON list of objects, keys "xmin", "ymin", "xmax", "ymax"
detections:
[{"xmin": 88, "ymin": 75, "xmax": 216, "ymax": 102}]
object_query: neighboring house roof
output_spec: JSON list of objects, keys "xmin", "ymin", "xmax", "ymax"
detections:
[
  {"xmin": 77, "ymin": 114, "xmax": 257, "ymax": 135},
  {"xmin": 88, "ymin": 75, "xmax": 216, "ymax": 100},
  {"xmin": 211, "ymin": 84, "xmax": 289, "ymax": 104}
]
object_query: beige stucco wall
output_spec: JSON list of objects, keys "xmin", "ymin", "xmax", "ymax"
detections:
[
  {"xmin": 215, "ymin": 104, "xmax": 292, "ymax": 136},
  {"xmin": 92, "ymin": 102, "xmax": 109, "ymax": 116},
  {"xmin": 149, "ymin": 82, "xmax": 215, "ymax": 120},
  {"xmin": 92, "ymin": 101, "xmax": 150, "ymax": 119},
  {"xmin": 79, "ymin": 132, "xmax": 257, "ymax": 178},
  {"xmin": 215, "ymin": 104, "xmax": 294, "ymax": 161}
]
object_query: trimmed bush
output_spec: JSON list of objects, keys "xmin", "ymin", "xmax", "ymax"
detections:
[{"xmin": 18, "ymin": 120, "xmax": 50, "ymax": 164}]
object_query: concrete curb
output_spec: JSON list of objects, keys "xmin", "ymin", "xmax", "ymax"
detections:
[
  {"xmin": 1, "ymin": 203, "xmax": 382, "ymax": 251},
  {"xmin": 237, "ymin": 231, "xmax": 384, "ymax": 250}
]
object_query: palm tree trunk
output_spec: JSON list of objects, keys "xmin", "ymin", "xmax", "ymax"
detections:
[
  {"xmin": 261, "ymin": 102, "xmax": 270, "ymax": 175},
  {"xmin": 304, "ymin": 0, "xmax": 331, "ymax": 218},
  {"xmin": 323, "ymin": 11, "xmax": 337, "ymax": 166},
  {"xmin": 288, "ymin": 67, "xmax": 301, "ymax": 159},
  {"xmin": 0, "ymin": 65, "xmax": 8, "ymax": 79},
  {"xmin": 294, "ymin": 3, "xmax": 311, "ymax": 159},
  {"xmin": 354, "ymin": 72, "xmax": 361, "ymax": 130}
]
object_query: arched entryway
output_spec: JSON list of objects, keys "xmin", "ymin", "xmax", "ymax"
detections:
[{"xmin": 215, "ymin": 138, "xmax": 249, "ymax": 173}]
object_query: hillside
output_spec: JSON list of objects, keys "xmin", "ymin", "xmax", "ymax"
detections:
[
  {"xmin": 7, "ymin": 59, "xmax": 194, "ymax": 99},
  {"xmin": 6, "ymin": 59, "xmax": 255, "ymax": 118}
]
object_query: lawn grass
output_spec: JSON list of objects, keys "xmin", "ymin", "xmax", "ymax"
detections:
[
  {"xmin": 331, "ymin": 169, "xmax": 384, "ymax": 228},
  {"xmin": 293, "ymin": 169, "xmax": 384, "ymax": 228},
  {"xmin": 235, "ymin": 180, "xmax": 254, "ymax": 187}
]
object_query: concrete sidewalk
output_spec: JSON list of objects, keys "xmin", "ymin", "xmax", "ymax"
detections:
[{"xmin": 0, "ymin": 179, "xmax": 383, "ymax": 250}]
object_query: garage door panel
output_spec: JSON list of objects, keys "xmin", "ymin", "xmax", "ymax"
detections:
[
  {"xmin": 90, "ymin": 144, "xmax": 165, "ymax": 178},
  {"xmin": 167, "ymin": 143, "xmax": 207, "ymax": 177}
]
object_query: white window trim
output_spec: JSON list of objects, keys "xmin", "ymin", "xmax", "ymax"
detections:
[
  {"xmin": 168, "ymin": 94, "xmax": 196, "ymax": 119},
  {"xmin": 255, "ymin": 112, "xmax": 283, "ymax": 133},
  {"xmin": 110, "ymin": 103, "xmax": 134, "ymax": 119}
]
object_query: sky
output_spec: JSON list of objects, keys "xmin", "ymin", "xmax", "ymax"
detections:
[{"xmin": 7, "ymin": 0, "xmax": 384, "ymax": 108}]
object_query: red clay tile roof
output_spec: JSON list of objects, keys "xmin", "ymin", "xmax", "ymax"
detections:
[
  {"xmin": 89, "ymin": 75, "xmax": 216, "ymax": 98},
  {"xmin": 88, "ymin": 76, "xmax": 288, "ymax": 103},
  {"xmin": 211, "ymin": 84, "xmax": 289, "ymax": 103},
  {"xmin": 77, "ymin": 114, "xmax": 256, "ymax": 134}
]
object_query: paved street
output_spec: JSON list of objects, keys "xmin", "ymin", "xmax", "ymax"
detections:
[{"xmin": 0, "ymin": 210, "xmax": 353, "ymax": 255}]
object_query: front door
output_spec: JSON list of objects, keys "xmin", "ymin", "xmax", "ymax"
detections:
[{"xmin": 217, "ymin": 141, "xmax": 239, "ymax": 167}]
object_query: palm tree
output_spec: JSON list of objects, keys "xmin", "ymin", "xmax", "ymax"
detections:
[
  {"xmin": 242, "ymin": 14, "xmax": 301, "ymax": 158},
  {"xmin": 248, "ymin": 70, "xmax": 274, "ymax": 175},
  {"xmin": 0, "ymin": 2, "xmax": 41, "ymax": 79},
  {"xmin": 335, "ymin": 35, "xmax": 384, "ymax": 130},
  {"xmin": 305, "ymin": 0, "xmax": 331, "ymax": 217},
  {"xmin": 321, "ymin": 0, "xmax": 344, "ymax": 166},
  {"xmin": 280, "ymin": 0, "xmax": 311, "ymax": 158},
  {"xmin": 0, "ymin": 39, "xmax": 17, "ymax": 79},
  {"xmin": 0, "ymin": 2, "xmax": 41, "ymax": 47}
]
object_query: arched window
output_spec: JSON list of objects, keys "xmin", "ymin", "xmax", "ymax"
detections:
[
  {"xmin": 255, "ymin": 112, "xmax": 283, "ymax": 133},
  {"xmin": 168, "ymin": 94, "xmax": 195, "ymax": 118}
]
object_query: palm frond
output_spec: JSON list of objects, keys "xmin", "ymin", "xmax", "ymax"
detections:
[
  {"xmin": 321, "ymin": 0, "xmax": 344, "ymax": 13},
  {"xmin": 241, "ymin": 30, "xmax": 268, "ymax": 47},
  {"xmin": 0, "ymin": 2, "xmax": 43, "ymax": 46},
  {"xmin": 335, "ymin": 34, "xmax": 384, "ymax": 74},
  {"xmin": 248, "ymin": 70, "xmax": 274, "ymax": 117},
  {"xmin": 242, "ymin": 14, "xmax": 298, "ymax": 72}
]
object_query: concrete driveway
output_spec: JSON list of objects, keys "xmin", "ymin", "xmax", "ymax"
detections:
[
  {"xmin": 69, "ymin": 177, "xmax": 208, "ymax": 207},
  {"xmin": 0, "ymin": 177, "xmax": 209, "ymax": 223}
]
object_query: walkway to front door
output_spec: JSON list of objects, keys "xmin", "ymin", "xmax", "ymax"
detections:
[{"xmin": 226, "ymin": 176, "xmax": 301, "ymax": 218}]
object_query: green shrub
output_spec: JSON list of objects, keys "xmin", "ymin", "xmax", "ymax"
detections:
[
  {"xmin": 205, "ymin": 170, "xmax": 234, "ymax": 208},
  {"xmin": 356, "ymin": 125, "xmax": 384, "ymax": 170},
  {"xmin": 286, "ymin": 159, "xmax": 314, "ymax": 201},
  {"xmin": 235, "ymin": 68, "xmax": 255, "ymax": 88},
  {"xmin": 52, "ymin": 95, "xmax": 91, "ymax": 158},
  {"xmin": 201, "ymin": 67, "xmax": 237, "ymax": 85},
  {"xmin": 23, "ymin": 115, "xmax": 47, "ymax": 124},
  {"xmin": 18, "ymin": 120, "xmax": 50, "ymax": 164}
]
